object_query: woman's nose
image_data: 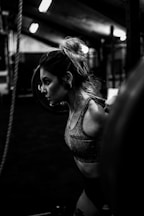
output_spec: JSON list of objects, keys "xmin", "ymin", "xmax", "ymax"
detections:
[{"xmin": 38, "ymin": 84, "xmax": 47, "ymax": 93}]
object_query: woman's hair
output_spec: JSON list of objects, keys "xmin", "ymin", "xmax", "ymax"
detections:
[{"xmin": 39, "ymin": 36, "xmax": 102, "ymax": 98}]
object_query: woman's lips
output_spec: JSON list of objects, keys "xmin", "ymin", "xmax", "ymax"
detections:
[{"xmin": 45, "ymin": 96, "xmax": 55, "ymax": 106}]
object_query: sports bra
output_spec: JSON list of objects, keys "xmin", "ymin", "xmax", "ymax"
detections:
[{"xmin": 64, "ymin": 98, "xmax": 104, "ymax": 163}]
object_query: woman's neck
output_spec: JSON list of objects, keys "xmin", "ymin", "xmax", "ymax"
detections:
[{"xmin": 67, "ymin": 88, "xmax": 89, "ymax": 113}]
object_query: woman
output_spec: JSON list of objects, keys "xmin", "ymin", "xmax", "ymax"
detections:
[{"xmin": 38, "ymin": 37, "xmax": 108, "ymax": 216}]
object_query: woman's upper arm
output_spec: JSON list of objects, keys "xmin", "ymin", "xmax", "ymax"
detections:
[{"xmin": 83, "ymin": 100, "xmax": 106, "ymax": 137}]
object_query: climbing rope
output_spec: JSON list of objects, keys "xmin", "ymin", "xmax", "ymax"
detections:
[{"xmin": 0, "ymin": 0, "xmax": 23, "ymax": 176}]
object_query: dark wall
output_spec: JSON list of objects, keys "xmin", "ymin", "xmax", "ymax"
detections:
[{"xmin": 0, "ymin": 96, "xmax": 83, "ymax": 215}]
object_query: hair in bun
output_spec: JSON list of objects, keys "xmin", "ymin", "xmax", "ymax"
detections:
[
  {"xmin": 60, "ymin": 36, "xmax": 89, "ymax": 78},
  {"xmin": 60, "ymin": 36, "xmax": 87, "ymax": 56}
]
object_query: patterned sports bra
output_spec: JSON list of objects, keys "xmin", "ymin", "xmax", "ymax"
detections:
[{"xmin": 64, "ymin": 98, "xmax": 104, "ymax": 163}]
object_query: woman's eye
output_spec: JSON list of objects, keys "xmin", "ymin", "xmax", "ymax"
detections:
[{"xmin": 43, "ymin": 79, "xmax": 51, "ymax": 85}]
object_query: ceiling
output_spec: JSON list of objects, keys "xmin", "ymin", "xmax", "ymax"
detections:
[{"xmin": 0, "ymin": 0, "xmax": 144, "ymax": 48}]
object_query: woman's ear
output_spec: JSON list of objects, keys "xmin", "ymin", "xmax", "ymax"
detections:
[{"xmin": 63, "ymin": 71, "xmax": 73, "ymax": 88}]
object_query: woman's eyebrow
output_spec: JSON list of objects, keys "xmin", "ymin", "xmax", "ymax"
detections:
[{"xmin": 42, "ymin": 77, "xmax": 51, "ymax": 82}]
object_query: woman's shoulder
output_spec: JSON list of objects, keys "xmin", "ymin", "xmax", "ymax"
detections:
[
  {"xmin": 88, "ymin": 98, "xmax": 107, "ymax": 126},
  {"xmin": 88, "ymin": 98, "xmax": 105, "ymax": 118},
  {"xmin": 83, "ymin": 98, "xmax": 106, "ymax": 137}
]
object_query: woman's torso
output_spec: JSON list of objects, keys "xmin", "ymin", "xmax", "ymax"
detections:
[{"xmin": 64, "ymin": 97, "xmax": 105, "ymax": 178}]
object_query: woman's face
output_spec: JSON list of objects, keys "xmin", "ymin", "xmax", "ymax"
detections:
[{"xmin": 40, "ymin": 68, "xmax": 68, "ymax": 105}]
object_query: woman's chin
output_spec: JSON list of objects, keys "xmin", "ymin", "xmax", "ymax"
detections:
[
  {"xmin": 49, "ymin": 99, "xmax": 66, "ymax": 107},
  {"xmin": 49, "ymin": 101, "xmax": 56, "ymax": 106}
]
